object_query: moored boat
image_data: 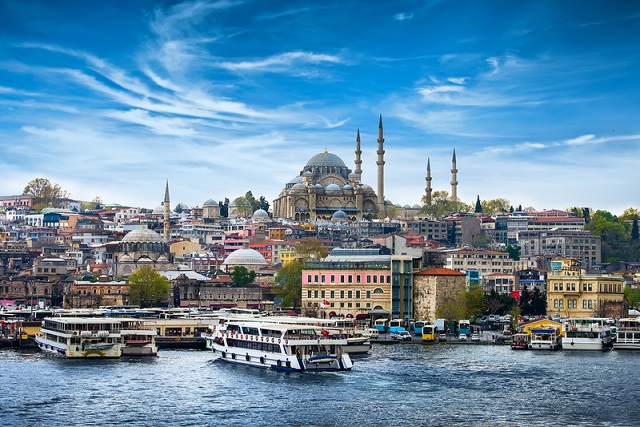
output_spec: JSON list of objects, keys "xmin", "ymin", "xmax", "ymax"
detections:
[
  {"xmin": 35, "ymin": 317, "xmax": 122, "ymax": 358},
  {"xmin": 204, "ymin": 320, "xmax": 353, "ymax": 372},
  {"xmin": 510, "ymin": 333, "xmax": 530, "ymax": 350},
  {"xmin": 529, "ymin": 328, "xmax": 562, "ymax": 350},
  {"xmin": 119, "ymin": 318, "xmax": 158, "ymax": 356},
  {"xmin": 613, "ymin": 318, "xmax": 640, "ymax": 350},
  {"xmin": 562, "ymin": 318, "xmax": 613, "ymax": 351}
]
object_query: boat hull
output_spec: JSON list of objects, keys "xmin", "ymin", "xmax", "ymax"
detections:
[{"xmin": 35, "ymin": 336, "xmax": 122, "ymax": 358}]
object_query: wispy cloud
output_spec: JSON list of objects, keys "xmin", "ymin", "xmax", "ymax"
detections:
[
  {"xmin": 216, "ymin": 51, "xmax": 344, "ymax": 74},
  {"xmin": 394, "ymin": 12, "xmax": 414, "ymax": 21}
]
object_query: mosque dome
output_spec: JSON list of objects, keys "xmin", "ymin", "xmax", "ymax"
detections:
[
  {"xmin": 288, "ymin": 176, "xmax": 303, "ymax": 184},
  {"xmin": 343, "ymin": 184, "xmax": 353, "ymax": 190},
  {"xmin": 412, "ymin": 204, "xmax": 421, "ymax": 209},
  {"xmin": 404, "ymin": 204, "xmax": 411, "ymax": 209},
  {"xmin": 119, "ymin": 254, "xmax": 133, "ymax": 263},
  {"xmin": 152, "ymin": 205, "xmax": 165, "ymax": 215},
  {"xmin": 223, "ymin": 248, "xmax": 267, "ymax": 267},
  {"xmin": 157, "ymin": 255, "xmax": 169, "ymax": 263},
  {"xmin": 331, "ymin": 210, "xmax": 348, "ymax": 221},
  {"xmin": 305, "ymin": 152, "xmax": 347, "ymax": 168},
  {"xmin": 314, "ymin": 184, "xmax": 324, "ymax": 189},
  {"xmin": 303, "ymin": 170, "xmax": 313, "ymax": 177},
  {"xmin": 122, "ymin": 228, "xmax": 164, "ymax": 243},
  {"xmin": 360, "ymin": 184, "xmax": 374, "ymax": 192},
  {"xmin": 395, "ymin": 203, "xmax": 402, "ymax": 208},
  {"xmin": 291, "ymin": 183, "xmax": 306, "ymax": 191},
  {"xmin": 348, "ymin": 172, "xmax": 358, "ymax": 180},
  {"xmin": 253, "ymin": 209, "xmax": 269, "ymax": 220},
  {"xmin": 326, "ymin": 183, "xmax": 341, "ymax": 191},
  {"xmin": 203, "ymin": 199, "xmax": 218, "ymax": 206}
]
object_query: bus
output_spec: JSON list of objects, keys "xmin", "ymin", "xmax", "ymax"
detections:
[
  {"xmin": 421, "ymin": 324, "xmax": 437, "ymax": 342},
  {"xmin": 389, "ymin": 319, "xmax": 405, "ymax": 333},
  {"xmin": 458, "ymin": 319, "xmax": 471, "ymax": 336},
  {"xmin": 374, "ymin": 318, "xmax": 389, "ymax": 333},
  {"xmin": 414, "ymin": 320, "xmax": 429, "ymax": 336}
]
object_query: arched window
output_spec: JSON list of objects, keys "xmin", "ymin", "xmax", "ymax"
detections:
[{"xmin": 373, "ymin": 288, "xmax": 384, "ymax": 294}]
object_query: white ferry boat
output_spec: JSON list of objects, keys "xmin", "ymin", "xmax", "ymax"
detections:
[
  {"xmin": 119, "ymin": 318, "xmax": 158, "ymax": 356},
  {"xmin": 35, "ymin": 317, "xmax": 122, "ymax": 358},
  {"xmin": 613, "ymin": 318, "xmax": 640, "ymax": 350},
  {"xmin": 205, "ymin": 320, "xmax": 353, "ymax": 372},
  {"xmin": 529, "ymin": 328, "xmax": 562, "ymax": 351},
  {"xmin": 562, "ymin": 318, "xmax": 613, "ymax": 351}
]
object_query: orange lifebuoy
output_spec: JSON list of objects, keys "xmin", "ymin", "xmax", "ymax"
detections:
[
  {"xmin": 285, "ymin": 339, "xmax": 288, "ymax": 345},
  {"xmin": 271, "ymin": 337, "xmax": 274, "ymax": 343},
  {"xmin": 278, "ymin": 339, "xmax": 281, "ymax": 344}
]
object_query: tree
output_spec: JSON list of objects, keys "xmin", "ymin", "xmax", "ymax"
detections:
[
  {"xmin": 633, "ymin": 219, "xmax": 639, "ymax": 241},
  {"xmin": 231, "ymin": 266, "xmax": 256, "ymax": 287},
  {"xmin": 233, "ymin": 195, "xmax": 252, "ymax": 217},
  {"xmin": 174, "ymin": 203, "xmax": 189, "ymax": 214},
  {"xmin": 474, "ymin": 195, "xmax": 483, "ymax": 214},
  {"xmin": 530, "ymin": 286, "xmax": 546, "ymax": 316},
  {"xmin": 23, "ymin": 178, "xmax": 67, "ymax": 209},
  {"xmin": 624, "ymin": 285, "xmax": 640, "ymax": 310},
  {"xmin": 219, "ymin": 198, "xmax": 229, "ymax": 217},
  {"xmin": 464, "ymin": 283, "xmax": 487, "ymax": 320},
  {"xmin": 481, "ymin": 198, "xmax": 511, "ymax": 215},
  {"xmin": 505, "ymin": 244, "xmax": 520, "ymax": 261},
  {"xmin": 619, "ymin": 208, "xmax": 640, "ymax": 221},
  {"xmin": 471, "ymin": 234, "xmax": 490, "ymax": 249},
  {"xmin": 519, "ymin": 285, "xmax": 531, "ymax": 315},
  {"xmin": 128, "ymin": 266, "xmax": 170, "ymax": 308},
  {"xmin": 295, "ymin": 239, "xmax": 329, "ymax": 262},
  {"xmin": 258, "ymin": 196, "xmax": 270, "ymax": 212},
  {"xmin": 273, "ymin": 260, "xmax": 303, "ymax": 309},
  {"xmin": 420, "ymin": 190, "xmax": 472, "ymax": 217}
]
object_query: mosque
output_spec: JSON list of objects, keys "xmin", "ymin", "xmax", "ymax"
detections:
[
  {"xmin": 272, "ymin": 116, "xmax": 460, "ymax": 221},
  {"xmin": 272, "ymin": 116, "xmax": 388, "ymax": 221}
]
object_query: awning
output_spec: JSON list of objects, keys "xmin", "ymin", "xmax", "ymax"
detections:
[
  {"xmin": 356, "ymin": 314, "xmax": 369, "ymax": 320},
  {"xmin": 329, "ymin": 311, "xmax": 337, "ymax": 317},
  {"xmin": 368, "ymin": 309, "xmax": 390, "ymax": 316},
  {"xmin": 346, "ymin": 313, "xmax": 353, "ymax": 318}
]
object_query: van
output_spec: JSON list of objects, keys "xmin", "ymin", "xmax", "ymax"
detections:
[{"xmin": 366, "ymin": 328, "xmax": 379, "ymax": 339}]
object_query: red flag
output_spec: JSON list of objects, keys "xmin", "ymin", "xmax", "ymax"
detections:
[
  {"xmin": 323, "ymin": 299, "xmax": 330, "ymax": 306},
  {"xmin": 321, "ymin": 329, "xmax": 329, "ymax": 337}
]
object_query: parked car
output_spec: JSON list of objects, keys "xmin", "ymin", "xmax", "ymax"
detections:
[
  {"xmin": 470, "ymin": 333, "xmax": 481, "ymax": 342},
  {"xmin": 392, "ymin": 330, "xmax": 412, "ymax": 341},
  {"xmin": 438, "ymin": 333, "xmax": 447, "ymax": 342},
  {"xmin": 458, "ymin": 334, "xmax": 468, "ymax": 342}
]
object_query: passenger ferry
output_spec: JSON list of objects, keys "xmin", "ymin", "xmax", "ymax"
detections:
[
  {"xmin": 529, "ymin": 328, "xmax": 562, "ymax": 351},
  {"xmin": 510, "ymin": 333, "xmax": 530, "ymax": 350},
  {"xmin": 562, "ymin": 318, "xmax": 613, "ymax": 351},
  {"xmin": 119, "ymin": 318, "xmax": 158, "ymax": 356},
  {"xmin": 613, "ymin": 318, "xmax": 640, "ymax": 350},
  {"xmin": 205, "ymin": 320, "xmax": 353, "ymax": 372},
  {"xmin": 35, "ymin": 317, "xmax": 123, "ymax": 358}
]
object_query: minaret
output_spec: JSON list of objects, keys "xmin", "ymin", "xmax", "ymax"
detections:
[
  {"xmin": 163, "ymin": 179, "xmax": 170, "ymax": 242},
  {"xmin": 451, "ymin": 149, "xmax": 458, "ymax": 202},
  {"xmin": 425, "ymin": 158, "xmax": 432, "ymax": 205},
  {"xmin": 376, "ymin": 114, "xmax": 385, "ymax": 218},
  {"xmin": 355, "ymin": 129, "xmax": 362, "ymax": 182}
]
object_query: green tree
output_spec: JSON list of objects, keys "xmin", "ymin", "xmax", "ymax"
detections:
[
  {"xmin": 505, "ymin": 244, "xmax": 520, "ymax": 261},
  {"xmin": 128, "ymin": 266, "xmax": 170, "ymax": 308},
  {"xmin": 519, "ymin": 285, "xmax": 531, "ymax": 315},
  {"xmin": 258, "ymin": 196, "xmax": 270, "ymax": 212},
  {"xmin": 624, "ymin": 285, "xmax": 640, "ymax": 310},
  {"xmin": 420, "ymin": 190, "xmax": 472, "ymax": 217},
  {"xmin": 471, "ymin": 234, "xmax": 490, "ymax": 249},
  {"xmin": 435, "ymin": 294, "xmax": 466, "ymax": 322},
  {"xmin": 273, "ymin": 260, "xmax": 303, "ymax": 309},
  {"xmin": 464, "ymin": 284, "xmax": 487, "ymax": 320},
  {"xmin": 231, "ymin": 266, "xmax": 256, "ymax": 287},
  {"xmin": 632, "ymin": 219, "xmax": 639, "ymax": 241},
  {"xmin": 481, "ymin": 198, "xmax": 511, "ymax": 215},
  {"xmin": 530, "ymin": 286, "xmax": 547, "ymax": 316},
  {"xmin": 219, "ymin": 198, "xmax": 229, "ymax": 218},
  {"xmin": 295, "ymin": 239, "xmax": 329, "ymax": 262},
  {"xmin": 619, "ymin": 208, "xmax": 640, "ymax": 221},
  {"xmin": 474, "ymin": 195, "xmax": 483, "ymax": 214},
  {"xmin": 23, "ymin": 177, "xmax": 67, "ymax": 210}
]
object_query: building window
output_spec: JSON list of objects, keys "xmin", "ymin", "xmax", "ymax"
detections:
[
  {"xmin": 583, "ymin": 300, "xmax": 587, "ymax": 309},
  {"xmin": 340, "ymin": 275, "xmax": 345, "ymax": 283},
  {"xmin": 331, "ymin": 275, "xmax": 335, "ymax": 283},
  {"xmin": 330, "ymin": 290, "xmax": 335, "ymax": 299},
  {"xmin": 307, "ymin": 275, "xmax": 312, "ymax": 283},
  {"xmin": 356, "ymin": 290, "xmax": 360, "ymax": 299},
  {"xmin": 554, "ymin": 299, "xmax": 558, "ymax": 308},
  {"xmin": 356, "ymin": 276, "xmax": 361, "ymax": 283},
  {"xmin": 373, "ymin": 276, "xmax": 377, "ymax": 283},
  {"xmin": 314, "ymin": 275, "xmax": 318, "ymax": 283},
  {"xmin": 348, "ymin": 276, "xmax": 352, "ymax": 283},
  {"xmin": 307, "ymin": 290, "xmax": 312, "ymax": 298},
  {"xmin": 348, "ymin": 290, "xmax": 352, "ymax": 298},
  {"xmin": 340, "ymin": 290, "xmax": 344, "ymax": 299},
  {"xmin": 387, "ymin": 276, "xmax": 390, "ymax": 283},
  {"xmin": 367, "ymin": 275, "xmax": 371, "ymax": 283},
  {"xmin": 588, "ymin": 300, "xmax": 592, "ymax": 308},
  {"xmin": 314, "ymin": 290, "xmax": 318, "ymax": 298},
  {"xmin": 321, "ymin": 291, "xmax": 325, "ymax": 298},
  {"xmin": 321, "ymin": 275, "xmax": 325, "ymax": 283},
  {"xmin": 366, "ymin": 291, "xmax": 371, "ymax": 299}
]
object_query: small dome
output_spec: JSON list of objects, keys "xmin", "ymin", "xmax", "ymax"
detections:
[
  {"xmin": 152, "ymin": 205, "xmax": 165, "ymax": 215},
  {"xmin": 253, "ymin": 209, "xmax": 269, "ymax": 219},
  {"xmin": 303, "ymin": 170, "xmax": 313, "ymax": 177},
  {"xmin": 360, "ymin": 184, "xmax": 374, "ymax": 192},
  {"xmin": 404, "ymin": 204, "xmax": 411, "ymax": 209},
  {"xmin": 203, "ymin": 199, "xmax": 218, "ymax": 206},
  {"xmin": 137, "ymin": 256, "xmax": 154, "ymax": 263},
  {"xmin": 292, "ymin": 183, "xmax": 306, "ymax": 190},
  {"xmin": 119, "ymin": 254, "xmax": 133, "ymax": 263},
  {"xmin": 157, "ymin": 255, "xmax": 169, "ymax": 263},
  {"xmin": 306, "ymin": 152, "xmax": 347, "ymax": 168},
  {"xmin": 343, "ymin": 185, "xmax": 353, "ymax": 190},
  {"xmin": 315, "ymin": 184, "xmax": 324, "ymax": 189},
  {"xmin": 223, "ymin": 248, "xmax": 267, "ymax": 267},
  {"xmin": 395, "ymin": 203, "xmax": 402, "ymax": 208},
  {"xmin": 326, "ymin": 183, "xmax": 341, "ymax": 191},
  {"xmin": 288, "ymin": 176, "xmax": 303, "ymax": 184},
  {"xmin": 122, "ymin": 228, "xmax": 164, "ymax": 243},
  {"xmin": 412, "ymin": 204, "xmax": 421, "ymax": 209},
  {"xmin": 332, "ymin": 210, "xmax": 348, "ymax": 221},
  {"xmin": 348, "ymin": 172, "xmax": 358, "ymax": 180}
]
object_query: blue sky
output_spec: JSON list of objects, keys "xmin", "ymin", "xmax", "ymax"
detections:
[{"xmin": 1, "ymin": 0, "xmax": 639, "ymax": 215}]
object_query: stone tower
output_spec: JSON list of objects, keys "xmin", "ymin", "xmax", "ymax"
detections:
[
  {"xmin": 355, "ymin": 129, "xmax": 362, "ymax": 182},
  {"xmin": 425, "ymin": 158, "xmax": 432, "ymax": 205},
  {"xmin": 163, "ymin": 179, "xmax": 170, "ymax": 242},
  {"xmin": 450, "ymin": 149, "xmax": 458, "ymax": 202},
  {"xmin": 376, "ymin": 114, "xmax": 385, "ymax": 218}
]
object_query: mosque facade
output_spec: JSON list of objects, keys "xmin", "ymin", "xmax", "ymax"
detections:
[{"xmin": 273, "ymin": 117, "xmax": 387, "ymax": 221}]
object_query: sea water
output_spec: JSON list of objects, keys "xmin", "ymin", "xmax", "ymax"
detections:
[{"xmin": 2, "ymin": 344, "xmax": 638, "ymax": 426}]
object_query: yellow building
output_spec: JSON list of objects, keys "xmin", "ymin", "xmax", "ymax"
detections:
[{"xmin": 546, "ymin": 258, "xmax": 626, "ymax": 318}]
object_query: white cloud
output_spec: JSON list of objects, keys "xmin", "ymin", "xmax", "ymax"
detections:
[
  {"xmin": 216, "ymin": 51, "xmax": 344, "ymax": 73},
  {"xmin": 394, "ymin": 12, "xmax": 414, "ymax": 21}
]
